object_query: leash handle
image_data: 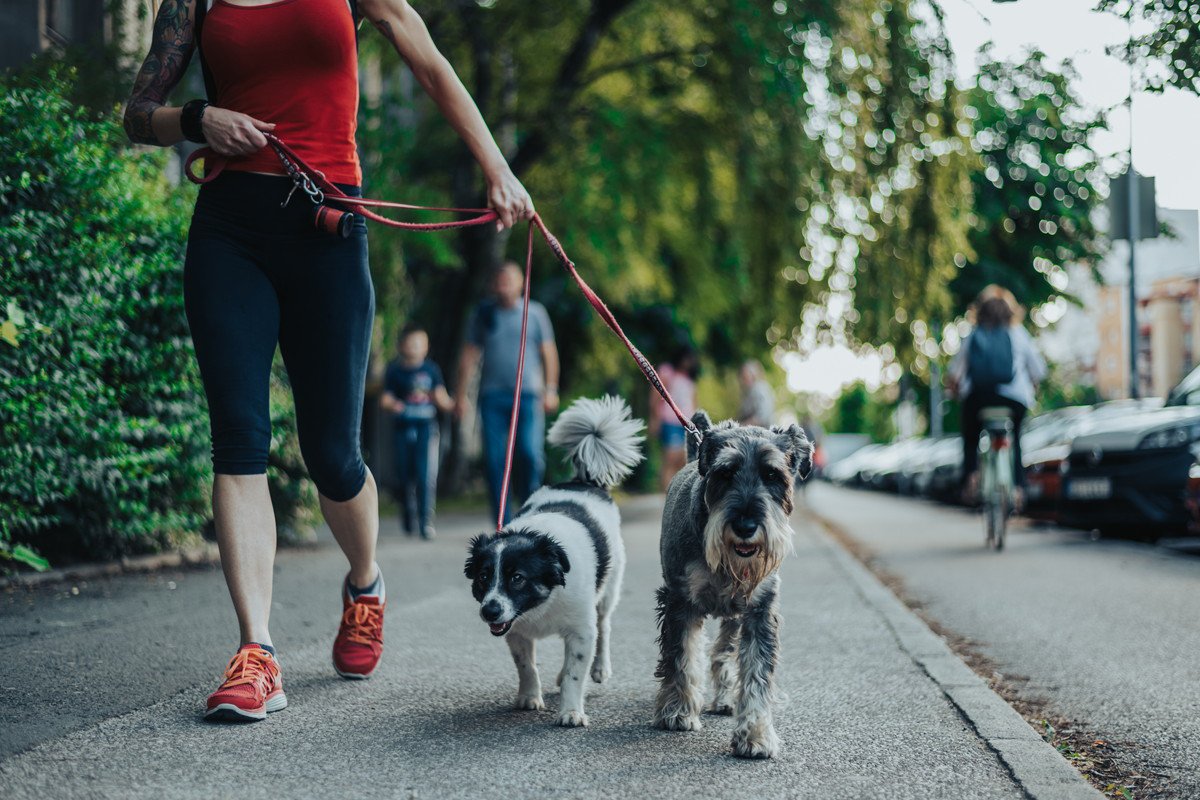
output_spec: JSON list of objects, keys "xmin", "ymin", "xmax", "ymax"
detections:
[{"xmin": 494, "ymin": 224, "xmax": 535, "ymax": 531}]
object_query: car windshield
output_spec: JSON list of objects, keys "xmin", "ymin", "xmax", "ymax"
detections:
[{"xmin": 1166, "ymin": 365, "xmax": 1200, "ymax": 406}]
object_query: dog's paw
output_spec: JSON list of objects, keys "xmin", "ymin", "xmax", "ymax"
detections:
[
  {"xmin": 730, "ymin": 726, "xmax": 780, "ymax": 759},
  {"xmin": 654, "ymin": 711, "xmax": 702, "ymax": 732},
  {"xmin": 555, "ymin": 709, "xmax": 589, "ymax": 728},
  {"xmin": 514, "ymin": 693, "xmax": 545, "ymax": 711},
  {"xmin": 706, "ymin": 700, "xmax": 735, "ymax": 716},
  {"xmin": 590, "ymin": 660, "xmax": 611, "ymax": 684}
]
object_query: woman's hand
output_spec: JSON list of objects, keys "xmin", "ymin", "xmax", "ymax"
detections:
[
  {"xmin": 486, "ymin": 167, "xmax": 535, "ymax": 231},
  {"xmin": 201, "ymin": 107, "xmax": 276, "ymax": 156}
]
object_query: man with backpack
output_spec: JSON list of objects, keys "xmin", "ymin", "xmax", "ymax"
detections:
[{"xmin": 948, "ymin": 285, "xmax": 1047, "ymax": 504}]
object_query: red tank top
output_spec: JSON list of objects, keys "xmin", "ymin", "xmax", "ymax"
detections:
[{"xmin": 200, "ymin": 0, "xmax": 361, "ymax": 185}]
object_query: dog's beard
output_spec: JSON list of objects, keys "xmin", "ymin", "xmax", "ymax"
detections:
[{"xmin": 703, "ymin": 499, "xmax": 794, "ymax": 591}]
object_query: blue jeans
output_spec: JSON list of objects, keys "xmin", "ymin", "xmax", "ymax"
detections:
[
  {"xmin": 480, "ymin": 391, "xmax": 545, "ymax": 524},
  {"xmin": 393, "ymin": 419, "xmax": 439, "ymax": 532}
]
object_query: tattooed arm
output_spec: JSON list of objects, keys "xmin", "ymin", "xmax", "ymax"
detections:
[
  {"xmin": 358, "ymin": 0, "xmax": 533, "ymax": 230},
  {"xmin": 124, "ymin": 0, "xmax": 276, "ymax": 154},
  {"xmin": 122, "ymin": 0, "xmax": 197, "ymax": 145}
]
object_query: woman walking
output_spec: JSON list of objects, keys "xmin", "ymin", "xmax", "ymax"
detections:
[
  {"xmin": 647, "ymin": 346, "xmax": 698, "ymax": 491},
  {"xmin": 124, "ymin": 0, "xmax": 533, "ymax": 720}
]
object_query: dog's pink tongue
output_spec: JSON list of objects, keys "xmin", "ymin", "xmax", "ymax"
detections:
[{"xmin": 489, "ymin": 622, "xmax": 506, "ymax": 634}]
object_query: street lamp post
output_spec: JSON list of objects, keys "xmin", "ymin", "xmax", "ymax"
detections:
[{"xmin": 1126, "ymin": 71, "xmax": 1140, "ymax": 399}]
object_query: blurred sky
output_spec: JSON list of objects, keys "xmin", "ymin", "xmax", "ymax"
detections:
[
  {"xmin": 942, "ymin": 0, "xmax": 1200, "ymax": 210},
  {"xmin": 784, "ymin": 0, "xmax": 1200, "ymax": 399}
]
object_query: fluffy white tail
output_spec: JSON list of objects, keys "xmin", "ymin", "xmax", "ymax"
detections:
[{"xmin": 547, "ymin": 396, "xmax": 645, "ymax": 489}]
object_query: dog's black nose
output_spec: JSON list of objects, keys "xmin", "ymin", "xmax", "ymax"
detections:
[
  {"xmin": 732, "ymin": 518, "xmax": 759, "ymax": 539},
  {"xmin": 481, "ymin": 600, "xmax": 503, "ymax": 622}
]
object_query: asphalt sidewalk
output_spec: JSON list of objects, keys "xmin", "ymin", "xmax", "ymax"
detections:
[
  {"xmin": 806, "ymin": 480, "xmax": 1200, "ymax": 798},
  {"xmin": 0, "ymin": 495, "xmax": 1098, "ymax": 799}
]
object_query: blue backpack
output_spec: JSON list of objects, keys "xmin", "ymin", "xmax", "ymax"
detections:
[{"xmin": 967, "ymin": 327, "xmax": 1015, "ymax": 391}]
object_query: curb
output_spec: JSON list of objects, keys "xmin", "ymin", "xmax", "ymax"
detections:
[
  {"xmin": 809, "ymin": 520, "xmax": 1104, "ymax": 800},
  {"xmin": 0, "ymin": 544, "xmax": 221, "ymax": 590}
]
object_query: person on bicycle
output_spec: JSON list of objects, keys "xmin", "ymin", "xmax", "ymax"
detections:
[{"xmin": 947, "ymin": 285, "xmax": 1046, "ymax": 505}]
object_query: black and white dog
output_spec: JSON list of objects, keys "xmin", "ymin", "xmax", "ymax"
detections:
[
  {"xmin": 465, "ymin": 396, "xmax": 644, "ymax": 727},
  {"xmin": 653, "ymin": 410, "xmax": 810, "ymax": 758}
]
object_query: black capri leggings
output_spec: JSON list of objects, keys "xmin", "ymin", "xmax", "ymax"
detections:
[{"xmin": 184, "ymin": 171, "xmax": 373, "ymax": 502}]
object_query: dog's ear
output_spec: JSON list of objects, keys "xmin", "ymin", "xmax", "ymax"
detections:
[
  {"xmin": 534, "ymin": 535, "xmax": 570, "ymax": 587},
  {"xmin": 696, "ymin": 427, "xmax": 731, "ymax": 477},
  {"xmin": 463, "ymin": 533, "xmax": 493, "ymax": 580},
  {"xmin": 773, "ymin": 424, "xmax": 813, "ymax": 479},
  {"xmin": 686, "ymin": 410, "xmax": 714, "ymax": 463}
]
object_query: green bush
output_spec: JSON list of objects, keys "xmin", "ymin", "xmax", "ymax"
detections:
[
  {"xmin": 0, "ymin": 69, "xmax": 210, "ymax": 563},
  {"xmin": 0, "ymin": 69, "xmax": 317, "ymax": 566}
]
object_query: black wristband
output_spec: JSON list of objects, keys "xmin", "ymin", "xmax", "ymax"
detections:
[{"xmin": 181, "ymin": 99, "xmax": 209, "ymax": 144}]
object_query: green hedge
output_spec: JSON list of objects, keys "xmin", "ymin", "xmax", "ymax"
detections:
[{"xmin": 0, "ymin": 69, "xmax": 315, "ymax": 567}]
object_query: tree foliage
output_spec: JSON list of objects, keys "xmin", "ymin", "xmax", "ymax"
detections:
[
  {"xmin": 1098, "ymin": 0, "xmax": 1200, "ymax": 95},
  {"xmin": 356, "ymin": 0, "xmax": 999, "ymax": 458},
  {"xmin": 0, "ymin": 69, "xmax": 209, "ymax": 562},
  {"xmin": 0, "ymin": 68, "xmax": 317, "ymax": 565},
  {"xmin": 954, "ymin": 52, "xmax": 1106, "ymax": 324}
]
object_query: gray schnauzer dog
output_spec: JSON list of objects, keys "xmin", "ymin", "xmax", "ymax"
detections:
[{"xmin": 653, "ymin": 410, "xmax": 811, "ymax": 759}]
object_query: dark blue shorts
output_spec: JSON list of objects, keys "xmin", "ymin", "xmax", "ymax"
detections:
[
  {"xmin": 184, "ymin": 172, "xmax": 373, "ymax": 501},
  {"xmin": 660, "ymin": 422, "xmax": 687, "ymax": 450}
]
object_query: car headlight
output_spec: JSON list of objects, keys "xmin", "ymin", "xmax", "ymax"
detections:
[{"xmin": 1138, "ymin": 424, "xmax": 1200, "ymax": 450}]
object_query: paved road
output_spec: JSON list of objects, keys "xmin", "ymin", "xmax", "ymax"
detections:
[
  {"xmin": 1, "ymin": 495, "xmax": 1085, "ymax": 799},
  {"xmin": 806, "ymin": 481, "xmax": 1200, "ymax": 798}
]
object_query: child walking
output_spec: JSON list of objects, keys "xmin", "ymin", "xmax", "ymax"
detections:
[{"xmin": 381, "ymin": 328, "xmax": 453, "ymax": 539}]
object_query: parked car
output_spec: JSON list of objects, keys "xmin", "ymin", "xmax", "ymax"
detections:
[
  {"xmin": 825, "ymin": 443, "xmax": 887, "ymax": 487},
  {"xmin": 861, "ymin": 438, "xmax": 928, "ymax": 492},
  {"xmin": 1060, "ymin": 373, "xmax": 1200, "ymax": 539},
  {"xmin": 904, "ymin": 437, "xmax": 959, "ymax": 497}
]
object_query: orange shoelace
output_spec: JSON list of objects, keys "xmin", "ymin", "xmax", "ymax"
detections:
[
  {"xmin": 218, "ymin": 648, "xmax": 277, "ymax": 692},
  {"xmin": 341, "ymin": 602, "xmax": 384, "ymax": 646}
]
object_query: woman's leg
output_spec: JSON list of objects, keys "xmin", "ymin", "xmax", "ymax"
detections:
[
  {"xmin": 960, "ymin": 391, "xmax": 984, "ymax": 492},
  {"xmin": 276, "ymin": 228, "xmax": 378, "ymax": 588},
  {"xmin": 185, "ymin": 224, "xmax": 281, "ymax": 647},
  {"xmin": 213, "ymin": 475, "xmax": 277, "ymax": 646},
  {"xmin": 662, "ymin": 446, "xmax": 686, "ymax": 490}
]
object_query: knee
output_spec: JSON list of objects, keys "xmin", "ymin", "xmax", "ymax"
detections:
[
  {"xmin": 302, "ymin": 438, "xmax": 367, "ymax": 502},
  {"xmin": 210, "ymin": 420, "xmax": 271, "ymax": 476}
]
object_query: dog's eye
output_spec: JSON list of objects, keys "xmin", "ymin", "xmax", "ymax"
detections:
[
  {"xmin": 510, "ymin": 573, "xmax": 526, "ymax": 587},
  {"xmin": 761, "ymin": 468, "xmax": 784, "ymax": 484}
]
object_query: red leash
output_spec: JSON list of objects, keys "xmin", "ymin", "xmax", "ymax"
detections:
[{"xmin": 185, "ymin": 136, "xmax": 700, "ymax": 531}]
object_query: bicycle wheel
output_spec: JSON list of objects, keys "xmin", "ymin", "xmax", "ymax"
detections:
[{"xmin": 990, "ymin": 493, "xmax": 1008, "ymax": 551}]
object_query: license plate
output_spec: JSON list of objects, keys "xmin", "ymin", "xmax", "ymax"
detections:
[{"xmin": 1066, "ymin": 477, "xmax": 1112, "ymax": 500}]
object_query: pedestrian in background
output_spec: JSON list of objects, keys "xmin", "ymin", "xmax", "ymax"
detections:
[
  {"xmin": 737, "ymin": 360, "xmax": 775, "ymax": 427},
  {"xmin": 648, "ymin": 346, "xmax": 699, "ymax": 492},
  {"xmin": 948, "ymin": 285, "xmax": 1046, "ymax": 506},
  {"xmin": 381, "ymin": 327, "xmax": 453, "ymax": 540},
  {"xmin": 455, "ymin": 262, "xmax": 560, "ymax": 523}
]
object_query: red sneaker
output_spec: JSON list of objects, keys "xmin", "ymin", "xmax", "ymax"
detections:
[
  {"xmin": 333, "ymin": 578, "xmax": 385, "ymax": 679},
  {"xmin": 204, "ymin": 644, "xmax": 287, "ymax": 722}
]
